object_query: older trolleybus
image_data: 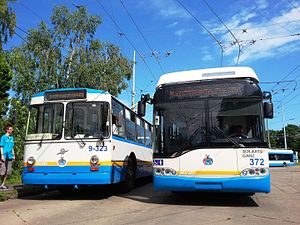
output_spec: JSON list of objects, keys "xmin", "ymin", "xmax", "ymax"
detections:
[
  {"xmin": 143, "ymin": 67, "xmax": 273, "ymax": 194},
  {"xmin": 268, "ymin": 149, "xmax": 295, "ymax": 167},
  {"xmin": 22, "ymin": 88, "xmax": 152, "ymax": 191}
]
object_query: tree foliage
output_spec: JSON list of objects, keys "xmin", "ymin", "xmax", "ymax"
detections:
[
  {"xmin": 10, "ymin": 6, "xmax": 132, "ymax": 105},
  {"xmin": 269, "ymin": 124, "xmax": 300, "ymax": 153},
  {"xmin": 0, "ymin": 0, "xmax": 15, "ymax": 116},
  {"xmin": 0, "ymin": 0, "xmax": 16, "ymax": 48},
  {"xmin": 0, "ymin": 52, "xmax": 12, "ymax": 115}
]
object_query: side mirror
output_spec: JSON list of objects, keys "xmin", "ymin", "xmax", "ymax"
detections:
[
  {"xmin": 137, "ymin": 101, "xmax": 146, "ymax": 117},
  {"xmin": 264, "ymin": 102, "xmax": 273, "ymax": 119},
  {"xmin": 263, "ymin": 91, "xmax": 272, "ymax": 100}
]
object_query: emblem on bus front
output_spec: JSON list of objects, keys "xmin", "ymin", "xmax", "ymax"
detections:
[
  {"xmin": 203, "ymin": 155, "xmax": 213, "ymax": 165},
  {"xmin": 57, "ymin": 157, "xmax": 67, "ymax": 167},
  {"xmin": 57, "ymin": 148, "xmax": 69, "ymax": 155}
]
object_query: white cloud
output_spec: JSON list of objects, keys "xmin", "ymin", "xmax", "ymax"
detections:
[
  {"xmin": 175, "ymin": 28, "xmax": 188, "ymax": 37},
  {"xmin": 257, "ymin": 0, "xmax": 269, "ymax": 10},
  {"xmin": 149, "ymin": 0, "xmax": 190, "ymax": 19},
  {"xmin": 212, "ymin": 2, "xmax": 300, "ymax": 63},
  {"xmin": 168, "ymin": 21, "xmax": 179, "ymax": 28},
  {"xmin": 201, "ymin": 51, "xmax": 213, "ymax": 62}
]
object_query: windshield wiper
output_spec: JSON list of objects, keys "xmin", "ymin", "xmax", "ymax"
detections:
[
  {"xmin": 38, "ymin": 133, "xmax": 45, "ymax": 147},
  {"xmin": 75, "ymin": 132, "xmax": 86, "ymax": 147},
  {"xmin": 171, "ymin": 126, "xmax": 204, "ymax": 157},
  {"xmin": 213, "ymin": 126, "xmax": 244, "ymax": 148}
]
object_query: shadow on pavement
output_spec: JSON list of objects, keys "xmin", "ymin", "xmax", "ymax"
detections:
[
  {"xmin": 18, "ymin": 177, "xmax": 258, "ymax": 207},
  {"xmin": 18, "ymin": 176, "xmax": 153, "ymax": 201},
  {"xmin": 119, "ymin": 179, "xmax": 259, "ymax": 207}
]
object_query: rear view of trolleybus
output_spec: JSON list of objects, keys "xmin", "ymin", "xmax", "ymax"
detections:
[
  {"xmin": 146, "ymin": 67, "xmax": 273, "ymax": 194},
  {"xmin": 22, "ymin": 88, "xmax": 153, "ymax": 191}
]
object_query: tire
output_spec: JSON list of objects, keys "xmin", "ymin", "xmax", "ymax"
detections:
[
  {"xmin": 283, "ymin": 162, "xmax": 287, "ymax": 167},
  {"xmin": 121, "ymin": 157, "xmax": 136, "ymax": 192}
]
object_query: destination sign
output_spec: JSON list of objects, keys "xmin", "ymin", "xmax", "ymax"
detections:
[
  {"xmin": 45, "ymin": 90, "xmax": 87, "ymax": 101},
  {"xmin": 167, "ymin": 83, "xmax": 244, "ymax": 100}
]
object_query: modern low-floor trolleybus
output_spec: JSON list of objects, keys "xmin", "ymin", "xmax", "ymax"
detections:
[
  {"xmin": 139, "ymin": 67, "xmax": 274, "ymax": 194},
  {"xmin": 22, "ymin": 88, "xmax": 153, "ymax": 192},
  {"xmin": 268, "ymin": 149, "xmax": 295, "ymax": 167}
]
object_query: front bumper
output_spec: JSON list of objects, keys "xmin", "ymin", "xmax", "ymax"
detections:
[{"xmin": 154, "ymin": 174, "xmax": 270, "ymax": 193}]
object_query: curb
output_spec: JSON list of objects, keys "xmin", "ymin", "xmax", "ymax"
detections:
[{"xmin": 0, "ymin": 184, "xmax": 52, "ymax": 201}]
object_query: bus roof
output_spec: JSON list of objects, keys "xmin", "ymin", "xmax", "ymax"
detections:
[{"xmin": 156, "ymin": 67, "xmax": 259, "ymax": 88}]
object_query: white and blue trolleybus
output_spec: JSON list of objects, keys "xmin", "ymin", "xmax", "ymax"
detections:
[
  {"xmin": 141, "ymin": 67, "xmax": 273, "ymax": 194},
  {"xmin": 268, "ymin": 149, "xmax": 295, "ymax": 167},
  {"xmin": 22, "ymin": 88, "xmax": 153, "ymax": 191}
]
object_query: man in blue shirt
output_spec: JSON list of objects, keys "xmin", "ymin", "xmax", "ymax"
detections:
[{"xmin": 0, "ymin": 124, "xmax": 15, "ymax": 190}]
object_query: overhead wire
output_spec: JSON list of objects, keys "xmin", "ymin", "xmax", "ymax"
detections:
[
  {"xmin": 18, "ymin": 1, "xmax": 50, "ymax": 24},
  {"xmin": 269, "ymin": 63, "xmax": 300, "ymax": 93},
  {"xmin": 201, "ymin": 0, "xmax": 241, "ymax": 65},
  {"xmin": 175, "ymin": 0, "xmax": 224, "ymax": 66},
  {"xmin": 119, "ymin": 0, "xmax": 165, "ymax": 74},
  {"xmin": 288, "ymin": 0, "xmax": 300, "ymax": 15},
  {"xmin": 95, "ymin": 0, "xmax": 159, "ymax": 83}
]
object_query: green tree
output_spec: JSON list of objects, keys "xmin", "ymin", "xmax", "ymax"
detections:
[
  {"xmin": 0, "ymin": 52, "xmax": 12, "ymax": 114},
  {"xmin": 0, "ymin": 0, "xmax": 15, "ymax": 117},
  {"xmin": 286, "ymin": 124, "xmax": 300, "ymax": 152},
  {"xmin": 0, "ymin": 0, "xmax": 16, "ymax": 48},
  {"xmin": 10, "ymin": 5, "xmax": 132, "ymax": 105},
  {"xmin": 269, "ymin": 125, "xmax": 300, "ymax": 155}
]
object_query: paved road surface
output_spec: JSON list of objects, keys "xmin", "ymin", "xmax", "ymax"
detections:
[{"xmin": 1, "ymin": 167, "xmax": 299, "ymax": 225}]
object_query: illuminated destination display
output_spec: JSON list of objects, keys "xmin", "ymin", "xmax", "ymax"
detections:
[
  {"xmin": 45, "ymin": 90, "xmax": 87, "ymax": 101},
  {"xmin": 168, "ymin": 83, "xmax": 244, "ymax": 99}
]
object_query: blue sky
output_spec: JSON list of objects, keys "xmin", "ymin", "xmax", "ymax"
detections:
[{"xmin": 4, "ymin": 0, "xmax": 300, "ymax": 130}]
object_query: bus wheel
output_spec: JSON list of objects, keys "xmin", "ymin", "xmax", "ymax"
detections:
[
  {"xmin": 122, "ymin": 157, "xmax": 136, "ymax": 192},
  {"xmin": 283, "ymin": 162, "xmax": 287, "ymax": 167}
]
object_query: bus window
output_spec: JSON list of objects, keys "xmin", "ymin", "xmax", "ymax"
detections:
[
  {"xmin": 136, "ymin": 117, "xmax": 145, "ymax": 144},
  {"xmin": 65, "ymin": 102, "xmax": 109, "ymax": 139},
  {"xmin": 26, "ymin": 103, "xmax": 64, "ymax": 140},
  {"xmin": 112, "ymin": 99, "xmax": 125, "ymax": 137},
  {"xmin": 145, "ymin": 122, "xmax": 152, "ymax": 147},
  {"xmin": 125, "ymin": 109, "xmax": 136, "ymax": 141}
]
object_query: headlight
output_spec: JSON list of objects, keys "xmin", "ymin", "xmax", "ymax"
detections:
[
  {"xmin": 27, "ymin": 156, "xmax": 36, "ymax": 165},
  {"xmin": 154, "ymin": 167, "xmax": 176, "ymax": 176},
  {"xmin": 90, "ymin": 155, "xmax": 99, "ymax": 165},
  {"xmin": 260, "ymin": 168, "xmax": 266, "ymax": 175},
  {"xmin": 240, "ymin": 168, "xmax": 269, "ymax": 176}
]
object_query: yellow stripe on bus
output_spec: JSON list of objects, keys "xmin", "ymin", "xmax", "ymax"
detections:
[
  {"xmin": 178, "ymin": 170, "xmax": 240, "ymax": 175},
  {"xmin": 23, "ymin": 160, "xmax": 152, "ymax": 167}
]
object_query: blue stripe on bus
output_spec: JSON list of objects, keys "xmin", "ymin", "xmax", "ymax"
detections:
[
  {"xmin": 32, "ymin": 88, "xmax": 107, "ymax": 98},
  {"xmin": 153, "ymin": 174, "xmax": 270, "ymax": 193},
  {"xmin": 22, "ymin": 165, "xmax": 114, "ymax": 185},
  {"xmin": 112, "ymin": 135, "xmax": 152, "ymax": 149},
  {"xmin": 268, "ymin": 152, "xmax": 293, "ymax": 155},
  {"xmin": 22, "ymin": 164, "xmax": 152, "ymax": 185},
  {"xmin": 269, "ymin": 162, "xmax": 295, "ymax": 167}
]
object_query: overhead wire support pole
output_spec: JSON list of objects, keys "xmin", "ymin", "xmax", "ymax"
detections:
[
  {"xmin": 266, "ymin": 119, "xmax": 271, "ymax": 148},
  {"xmin": 131, "ymin": 50, "xmax": 136, "ymax": 110},
  {"xmin": 175, "ymin": 0, "xmax": 224, "ymax": 67},
  {"xmin": 281, "ymin": 103, "xmax": 288, "ymax": 149},
  {"xmin": 201, "ymin": 0, "xmax": 241, "ymax": 65}
]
